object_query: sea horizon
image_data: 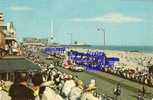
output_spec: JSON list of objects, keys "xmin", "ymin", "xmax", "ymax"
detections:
[
  {"xmin": 90, "ymin": 45, "xmax": 153, "ymax": 53},
  {"xmin": 57, "ymin": 45, "xmax": 153, "ymax": 53}
]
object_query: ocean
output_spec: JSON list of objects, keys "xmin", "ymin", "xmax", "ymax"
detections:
[
  {"xmin": 53, "ymin": 45, "xmax": 153, "ymax": 53},
  {"xmin": 89, "ymin": 45, "xmax": 153, "ymax": 53},
  {"xmin": 64, "ymin": 45, "xmax": 153, "ymax": 53}
]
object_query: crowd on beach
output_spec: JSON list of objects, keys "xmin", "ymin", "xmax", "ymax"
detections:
[
  {"xmin": 102, "ymin": 66, "xmax": 153, "ymax": 87},
  {"xmin": 72, "ymin": 48, "xmax": 153, "ymax": 87},
  {"xmin": 109, "ymin": 52, "xmax": 153, "ymax": 87},
  {"xmin": 63, "ymin": 48, "xmax": 153, "ymax": 87}
]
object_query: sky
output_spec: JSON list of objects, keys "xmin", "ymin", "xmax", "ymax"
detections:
[{"xmin": 0, "ymin": 0, "xmax": 153, "ymax": 46}]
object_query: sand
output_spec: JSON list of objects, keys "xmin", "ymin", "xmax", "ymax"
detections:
[{"xmin": 66, "ymin": 47, "xmax": 153, "ymax": 71}]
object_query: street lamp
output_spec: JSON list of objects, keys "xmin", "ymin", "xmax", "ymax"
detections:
[
  {"xmin": 67, "ymin": 33, "xmax": 72, "ymax": 45},
  {"xmin": 67, "ymin": 33, "xmax": 73, "ymax": 51},
  {"xmin": 97, "ymin": 26, "xmax": 106, "ymax": 50}
]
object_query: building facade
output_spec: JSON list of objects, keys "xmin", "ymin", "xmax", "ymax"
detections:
[
  {"xmin": 0, "ymin": 31, "xmax": 5, "ymax": 49},
  {"xmin": 0, "ymin": 12, "xmax": 18, "ymax": 56},
  {"xmin": 23, "ymin": 37, "xmax": 48, "ymax": 46}
]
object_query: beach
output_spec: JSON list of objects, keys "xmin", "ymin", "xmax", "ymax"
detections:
[{"xmin": 68, "ymin": 47, "xmax": 153, "ymax": 71}]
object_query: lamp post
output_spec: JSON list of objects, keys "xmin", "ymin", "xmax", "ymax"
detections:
[
  {"xmin": 67, "ymin": 33, "xmax": 72, "ymax": 45},
  {"xmin": 97, "ymin": 26, "xmax": 106, "ymax": 49},
  {"xmin": 67, "ymin": 33, "xmax": 73, "ymax": 51}
]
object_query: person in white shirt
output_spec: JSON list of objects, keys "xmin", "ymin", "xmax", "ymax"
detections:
[
  {"xmin": 61, "ymin": 76, "xmax": 76, "ymax": 98},
  {"xmin": 69, "ymin": 80, "xmax": 84, "ymax": 100},
  {"xmin": 0, "ymin": 89, "xmax": 11, "ymax": 100}
]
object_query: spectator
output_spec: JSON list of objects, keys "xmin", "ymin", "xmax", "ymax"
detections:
[
  {"xmin": 32, "ymin": 73, "xmax": 63, "ymax": 100},
  {"xmin": 61, "ymin": 75, "xmax": 76, "ymax": 99},
  {"xmin": 9, "ymin": 72, "xmax": 35, "ymax": 100},
  {"xmin": 69, "ymin": 80, "xmax": 84, "ymax": 100},
  {"xmin": 113, "ymin": 83, "xmax": 121, "ymax": 100},
  {"xmin": 137, "ymin": 89, "xmax": 144, "ymax": 100}
]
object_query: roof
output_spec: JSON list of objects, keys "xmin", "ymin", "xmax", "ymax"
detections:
[{"xmin": 0, "ymin": 57, "xmax": 41, "ymax": 73}]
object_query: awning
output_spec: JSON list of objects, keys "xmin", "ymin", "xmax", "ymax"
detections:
[{"xmin": 0, "ymin": 57, "xmax": 41, "ymax": 73}]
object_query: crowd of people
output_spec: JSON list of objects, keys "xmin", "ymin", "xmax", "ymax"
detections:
[
  {"xmin": 23, "ymin": 46, "xmax": 153, "ymax": 99},
  {"xmin": 7, "ymin": 46, "xmax": 106, "ymax": 100},
  {"xmin": 1, "ymin": 46, "xmax": 153, "ymax": 100},
  {"xmin": 64, "ymin": 49, "xmax": 153, "ymax": 87},
  {"xmin": 104, "ymin": 51, "xmax": 153, "ymax": 87},
  {"xmin": 102, "ymin": 66, "xmax": 153, "ymax": 87}
]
